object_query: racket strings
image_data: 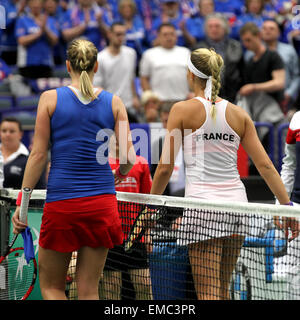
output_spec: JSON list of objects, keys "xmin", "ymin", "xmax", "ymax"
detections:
[{"xmin": 0, "ymin": 250, "xmax": 35, "ymax": 300}]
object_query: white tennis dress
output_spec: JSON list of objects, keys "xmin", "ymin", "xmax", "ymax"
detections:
[{"xmin": 177, "ymin": 97, "xmax": 249, "ymax": 245}]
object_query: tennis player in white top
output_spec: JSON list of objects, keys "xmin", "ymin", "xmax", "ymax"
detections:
[{"xmin": 150, "ymin": 48, "xmax": 299, "ymax": 300}]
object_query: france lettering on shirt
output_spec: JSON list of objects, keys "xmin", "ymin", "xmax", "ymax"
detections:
[{"xmin": 194, "ymin": 132, "xmax": 235, "ymax": 142}]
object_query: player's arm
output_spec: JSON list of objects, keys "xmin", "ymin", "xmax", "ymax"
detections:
[
  {"xmin": 140, "ymin": 159, "xmax": 153, "ymax": 194},
  {"xmin": 241, "ymin": 110, "xmax": 290, "ymax": 205},
  {"xmin": 151, "ymin": 102, "xmax": 183, "ymax": 195},
  {"xmin": 12, "ymin": 91, "xmax": 54, "ymax": 230},
  {"xmin": 21, "ymin": 90, "xmax": 54, "ymax": 190},
  {"xmin": 112, "ymin": 95, "xmax": 136, "ymax": 178}
]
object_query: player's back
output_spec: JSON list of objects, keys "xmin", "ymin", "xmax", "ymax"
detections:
[
  {"xmin": 46, "ymin": 86, "xmax": 116, "ymax": 202},
  {"xmin": 183, "ymin": 96, "xmax": 247, "ymax": 201}
]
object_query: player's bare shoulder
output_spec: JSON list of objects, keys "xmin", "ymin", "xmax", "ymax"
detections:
[
  {"xmin": 170, "ymin": 97, "xmax": 206, "ymax": 130},
  {"xmin": 38, "ymin": 89, "xmax": 57, "ymax": 116},
  {"xmin": 227, "ymin": 101, "xmax": 250, "ymax": 122},
  {"xmin": 228, "ymin": 101, "xmax": 244, "ymax": 114},
  {"xmin": 170, "ymin": 98, "xmax": 202, "ymax": 117},
  {"xmin": 169, "ymin": 100, "xmax": 185, "ymax": 113},
  {"xmin": 112, "ymin": 94, "xmax": 128, "ymax": 122},
  {"xmin": 225, "ymin": 101, "xmax": 251, "ymax": 137},
  {"xmin": 40, "ymin": 89, "xmax": 57, "ymax": 101}
]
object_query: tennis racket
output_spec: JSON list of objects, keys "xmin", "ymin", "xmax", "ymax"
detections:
[
  {"xmin": 0, "ymin": 188, "xmax": 37, "ymax": 300},
  {"xmin": 124, "ymin": 205, "xmax": 164, "ymax": 252},
  {"xmin": 124, "ymin": 206, "xmax": 162, "ymax": 252}
]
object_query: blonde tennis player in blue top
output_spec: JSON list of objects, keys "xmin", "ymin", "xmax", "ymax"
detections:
[
  {"xmin": 12, "ymin": 39, "xmax": 136, "ymax": 300},
  {"xmin": 150, "ymin": 48, "xmax": 299, "ymax": 300}
]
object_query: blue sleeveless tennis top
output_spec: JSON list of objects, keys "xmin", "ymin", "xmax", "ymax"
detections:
[{"xmin": 46, "ymin": 86, "xmax": 116, "ymax": 202}]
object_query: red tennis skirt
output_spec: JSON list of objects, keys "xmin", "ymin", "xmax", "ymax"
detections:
[{"xmin": 39, "ymin": 194, "xmax": 124, "ymax": 253}]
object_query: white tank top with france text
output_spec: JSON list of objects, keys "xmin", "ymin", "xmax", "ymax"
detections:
[{"xmin": 183, "ymin": 97, "xmax": 247, "ymax": 202}]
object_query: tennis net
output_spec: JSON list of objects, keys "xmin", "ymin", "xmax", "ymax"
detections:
[{"xmin": 2, "ymin": 189, "xmax": 300, "ymax": 300}]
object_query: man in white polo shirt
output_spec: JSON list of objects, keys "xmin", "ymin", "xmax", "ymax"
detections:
[{"xmin": 139, "ymin": 22, "xmax": 190, "ymax": 102}]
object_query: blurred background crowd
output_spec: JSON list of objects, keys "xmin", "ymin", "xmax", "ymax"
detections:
[
  {"xmin": 0, "ymin": 0, "xmax": 300, "ymax": 180},
  {"xmin": 1, "ymin": 0, "xmax": 300, "ymax": 116}
]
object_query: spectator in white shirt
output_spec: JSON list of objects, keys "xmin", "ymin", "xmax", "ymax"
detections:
[
  {"xmin": 94, "ymin": 22, "xmax": 140, "ymax": 121},
  {"xmin": 139, "ymin": 22, "xmax": 190, "ymax": 102}
]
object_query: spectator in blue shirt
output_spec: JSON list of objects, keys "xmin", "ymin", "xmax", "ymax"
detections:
[
  {"xmin": 135, "ymin": 0, "xmax": 161, "ymax": 32},
  {"xmin": 231, "ymin": 0, "xmax": 269, "ymax": 39},
  {"xmin": 117, "ymin": 0, "xmax": 148, "ymax": 62},
  {"xmin": 61, "ymin": 0, "xmax": 109, "ymax": 50},
  {"xmin": 179, "ymin": 0, "xmax": 199, "ymax": 18},
  {"xmin": 135, "ymin": 0, "xmax": 199, "ymax": 29},
  {"xmin": 214, "ymin": 0, "xmax": 244, "ymax": 18},
  {"xmin": 147, "ymin": 0, "xmax": 186, "ymax": 47},
  {"xmin": 96, "ymin": 0, "xmax": 118, "ymax": 26},
  {"xmin": 15, "ymin": 0, "xmax": 59, "ymax": 79},
  {"xmin": 282, "ymin": 19, "xmax": 300, "ymax": 56},
  {"xmin": 44, "ymin": 0, "xmax": 67, "ymax": 65},
  {"xmin": 184, "ymin": 0, "xmax": 215, "ymax": 48},
  {"xmin": 275, "ymin": 0, "xmax": 296, "ymax": 18},
  {"xmin": 263, "ymin": 0, "xmax": 281, "ymax": 20},
  {"xmin": 0, "ymin": 0, "xmax": 26, "ymax": 65},
  {"xmin": 106, "ymin": 0, "xmax": 120, "ymax": 20}
]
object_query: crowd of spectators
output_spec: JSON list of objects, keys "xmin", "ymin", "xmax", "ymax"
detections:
[
  {"xmin": 1, "ymin": 0, "xmax": 299, "ymax": 300},
  {"xmin": 0, "ymin": 0, "xmax": 300, "ymax": 144}
]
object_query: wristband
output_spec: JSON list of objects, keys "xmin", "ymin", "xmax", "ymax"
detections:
[
  {"xmin": 16, "ymin": 191, "xmax": 22, "ymax": 206},
  {"xmin": 115, "ymin": 166, "xmax": 129, "ymax": 180},
  {"xmin": 284, "ymin": 201, "xmax": 294, "ymax": 206}
]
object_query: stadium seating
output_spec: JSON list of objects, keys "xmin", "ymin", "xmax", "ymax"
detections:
[
  {"xmin": 15, "ymin": 95, "xmax": 40, "ymax": 108},
  {"xmin": 0, "ymin": 96, "xmax": 14, "ymax": 110}
]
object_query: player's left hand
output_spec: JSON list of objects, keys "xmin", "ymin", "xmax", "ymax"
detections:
[{"xmin": 11, "ymin": 207, "xmax": 27, "ymax": 235}]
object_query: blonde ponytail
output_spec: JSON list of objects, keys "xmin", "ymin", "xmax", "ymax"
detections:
[
  {"xmin": 190, "ymin": 48, "xmax": 224, "ymax": 121},
  {"xmin": 208, "ymin": 51, "xmax": 223, "ymax": 121},
  {"xmin": 79, "ymin": 70, "xmax": 97, "ymax": 100},
  {"xmin": 67, "ymin": 39, "xmax": 98, "ymax": 101},
  {"xmin": 210, "ymin": 102, "xmax": 217, "ymax": 121}
]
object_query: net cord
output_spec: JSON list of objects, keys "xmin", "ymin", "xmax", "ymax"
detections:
[{"xmin": 1, "ymin": 189, "xmax": 300, "ymax": 219}]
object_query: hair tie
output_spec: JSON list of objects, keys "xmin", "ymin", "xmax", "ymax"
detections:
[{"xmin": 187, "ymin": 55, "xmax": 212, "ymax": 101}]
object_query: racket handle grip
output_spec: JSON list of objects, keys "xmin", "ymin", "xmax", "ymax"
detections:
[{"xmin": 19, "ymin": 188, "xmax": 31, "ymax": 224}]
